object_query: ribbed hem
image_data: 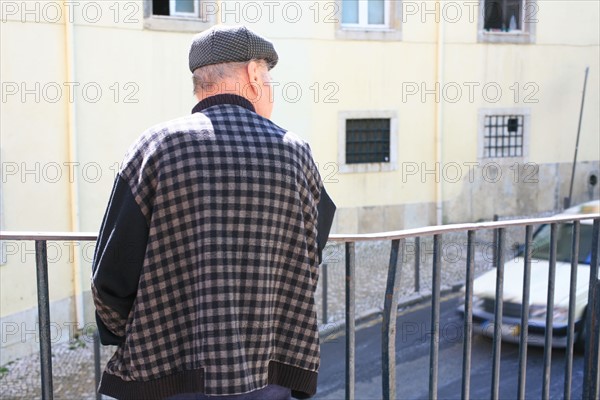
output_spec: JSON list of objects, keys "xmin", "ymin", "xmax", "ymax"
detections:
[
  {"xmin": 268, "ymin": 361, "xmax": 317, "ymax": 399},
  {"xmin": 98, "ymin": 361, "xmax": 317, "ymax": 400},
  {"xmin": 191, "ymin": 94, "xmax": 256, "ymax": 114},
  {"xmin": 98, "ymin": 369, "xmax": 204, "ymax": 400}
]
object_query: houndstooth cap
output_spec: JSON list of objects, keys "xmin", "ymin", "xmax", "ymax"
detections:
[{"xmin": 189, "ymin": 25, "xmax": 278, "ymax": 73}]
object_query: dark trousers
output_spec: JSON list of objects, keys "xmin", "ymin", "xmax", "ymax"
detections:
[{"xmin": 166, "ymin": 384, "xmax": 292, "ymax": 400}]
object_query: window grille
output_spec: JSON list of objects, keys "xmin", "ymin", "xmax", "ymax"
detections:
[
  {"xmin": 483, "ymin": 115, "xmax": 524, "ymax": 158},
  {"xmin": 345, "ymin": 118, "xmax": 391, "ymax": 164}
]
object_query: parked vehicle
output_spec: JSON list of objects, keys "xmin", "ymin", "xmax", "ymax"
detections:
[{"xmin": 460, "ymin": 200, "xmax": 599, "ymax": 349}]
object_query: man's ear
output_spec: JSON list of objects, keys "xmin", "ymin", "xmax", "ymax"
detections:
[{"xmin": 245, "ymin": 61, "xmax": 262, "ymax": 97}]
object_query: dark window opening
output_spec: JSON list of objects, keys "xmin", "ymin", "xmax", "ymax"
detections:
[
  {"xmin": 483, "ymin": 115, "xmax": 524, "ymax": 158},
  {"xmin": 152, "ymin": 0, "xmax": 198, "ymax": 16},
  {"xmin": 346, "ymin": 119, "xmax": 391, "ymax": 164},
  {"xmin": 152, "ymin": 0, "xmax": 170, "ymax": 16},
  {"xmin": 484, "ymin": 0, "xmax": 523, "ymax": 31}
]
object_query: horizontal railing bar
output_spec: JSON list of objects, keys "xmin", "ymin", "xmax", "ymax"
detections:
[
  {"xmin": 328, "ymin": 214, "xmax": 600, "ymax": 242},
  {"xmin": 0, "ymin": 231, "xmax": 98, "ymax": 241},
  {"xmin": 1, "ymin": 214, "xmax": 598, "ymax": 243}
]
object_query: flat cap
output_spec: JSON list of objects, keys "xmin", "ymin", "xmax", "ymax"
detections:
[{"xmin": 189, "ymin": 25, "xmax": 278, "ymax": 73}]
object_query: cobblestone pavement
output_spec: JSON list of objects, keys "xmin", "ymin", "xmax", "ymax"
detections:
[
  {"xmin": 0, "ymin": 219, "xmax": 542, "ymax": 399},
  {"xmin": 0, "ymin": 338, "xmax": 117, "ymax": 400}
]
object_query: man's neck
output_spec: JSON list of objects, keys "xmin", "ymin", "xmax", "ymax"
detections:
[{"xmin": 191, "ymin": 93, "xmax": 256, "ymax": 114}]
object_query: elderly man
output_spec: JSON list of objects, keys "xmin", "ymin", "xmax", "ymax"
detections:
[{"xmin": 91, "ymin": 25, "xmax": 335, "ymax": 400}]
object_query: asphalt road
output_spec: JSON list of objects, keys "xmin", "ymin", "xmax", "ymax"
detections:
[{"xmin": 314, "ymin": 293, "xmax": 585, "ymax": 400}]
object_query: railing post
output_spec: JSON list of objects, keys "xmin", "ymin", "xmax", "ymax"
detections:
[
  {"xmin": 585, "ymin": 280, "xmax": 600, "ymax": 400},
  {"xmin": 345, "ymin": 242, "xmax": 356, "ymax": 400},
  {"xmin": 94, "ymin": 330, "xmax": 102, "ymax": 400},
  {"xmin": 429, "ymin": 234, "xmax": 442, "ymax": 400},
  {"xmin": 517, "ymin": 225, "xmax": 533, "ymax": 400},
  {"xmin": 322, "ymin": 263, "xmax": 328, "ymax": 324},
  {"xmin": 35, "ymin": 240, "xmax": 54, "ymax": 400},
  {"xmin": 491, "ymin": 228, "xmax": 505, "ymax": 400},
  {"xmin": 382, "ymin": 239, "xmax": 403, "ymax": 400},
  {"xmin": 414, "ymin": 237, "xmax": 421, "ymax": 293},
  {"xmin": 461, "ymin": 230, "xmax": 475, "ymax": 400},
  {"xmin": 564, "ymin": 221, "xmax": 580, "ymax": 400},
  {"xmin": 542, "ymin": 224, "xmax": 558, "ymax": 400},
  {"xmin": 583, "ymin": 218, "xmax": 600, "ymax": 400}
]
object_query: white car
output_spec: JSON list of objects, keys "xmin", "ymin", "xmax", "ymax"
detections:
[{"xmin": 462, "ymin": 200, "xmax": 599, "ymax": 349}]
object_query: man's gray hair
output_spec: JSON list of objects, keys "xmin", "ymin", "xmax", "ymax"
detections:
[{"xmin": 192, "ymin": 59, "xmax": 270, "ymax": 95}]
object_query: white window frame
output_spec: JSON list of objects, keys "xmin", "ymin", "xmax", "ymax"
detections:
[
  {"xmin": 477, "ymin": 108, "xmax": 531, "ymax": 161},
  {"xmin": 338, "ymin": 110, "xmax": 398, "ymax": 173},
  {"xmin": 169, "ymin": 0, "xmax": 199, "ymax": 18},
  {"xmin": 144, "ymin": 0, "xmax": 215, "ymax": 32},
  {"xmin": 336, "ymin": 0, "xmax": 402, "ymax": 41},
  {"xmin": 341, "ymin": 0, "xmax": 391, "ymax": 30},
  {"xmin": 478, "ymin": 0, "xmax": 537, "ymax": 44}
]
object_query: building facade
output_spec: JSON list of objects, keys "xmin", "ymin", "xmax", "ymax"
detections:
[{"xmin": 1, "ymin": 0, "xmax": 599, "ymax": 362}]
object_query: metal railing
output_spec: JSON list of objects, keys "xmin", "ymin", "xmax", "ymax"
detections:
[
  {"xmin": 1, "ymin": 213, "xmax": 599, "ymax": 399},
  {"xmin": 0, "ymin": 232, "xmax": 98, "ymax": 400},
  {"xmin": 324, "ymin": 213, "xmax": 600, "ymax": 400}
]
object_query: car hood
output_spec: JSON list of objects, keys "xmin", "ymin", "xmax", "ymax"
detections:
[{"xmin": 473, "ymin": 258, "xmax": 590, "ymax": 307}]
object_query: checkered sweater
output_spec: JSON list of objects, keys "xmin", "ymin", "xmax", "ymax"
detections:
[{"xmin": 92, "ymin": 95, "xmax": 335, "ymax": 399}]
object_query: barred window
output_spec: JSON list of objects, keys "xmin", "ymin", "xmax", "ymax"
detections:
[
  {"xmin": 483, "ymin": 115, "xmax": 524, "ymax": 158},
  {"xmin": 345, "ymin": 118, "xmax": 390, "ymax": 164}
]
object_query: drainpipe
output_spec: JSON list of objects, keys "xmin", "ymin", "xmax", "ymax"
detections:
[
  {"xmin": 434, "ymin": 2, "xmax": 445, "ymax": 226},
  {"xmin": 64, "ymin": 3, "xmax": 84, "ymax": 329}
]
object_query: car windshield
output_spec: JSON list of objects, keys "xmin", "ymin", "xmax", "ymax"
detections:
[{"xmin": 531, "ymin": 223, "xmax": 594, "ymax": 264}]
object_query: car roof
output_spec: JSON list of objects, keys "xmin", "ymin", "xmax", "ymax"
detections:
[{"xmin": 555, "ymin": 200, "xmax": 600, "ymax": 225}]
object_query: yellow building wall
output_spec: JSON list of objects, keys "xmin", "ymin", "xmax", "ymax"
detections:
[{"xmin": 1, "ymin": 14, "xmax": 74, "ymax": 316}]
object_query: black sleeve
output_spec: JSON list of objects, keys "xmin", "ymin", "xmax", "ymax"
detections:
[
  {"xmin": 91, "ymin": 175, "xmax": 149, "ymax": 345},
  {"xmin": 316, "ymin": 186, "xmax": 336, "ymax": 265}
]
